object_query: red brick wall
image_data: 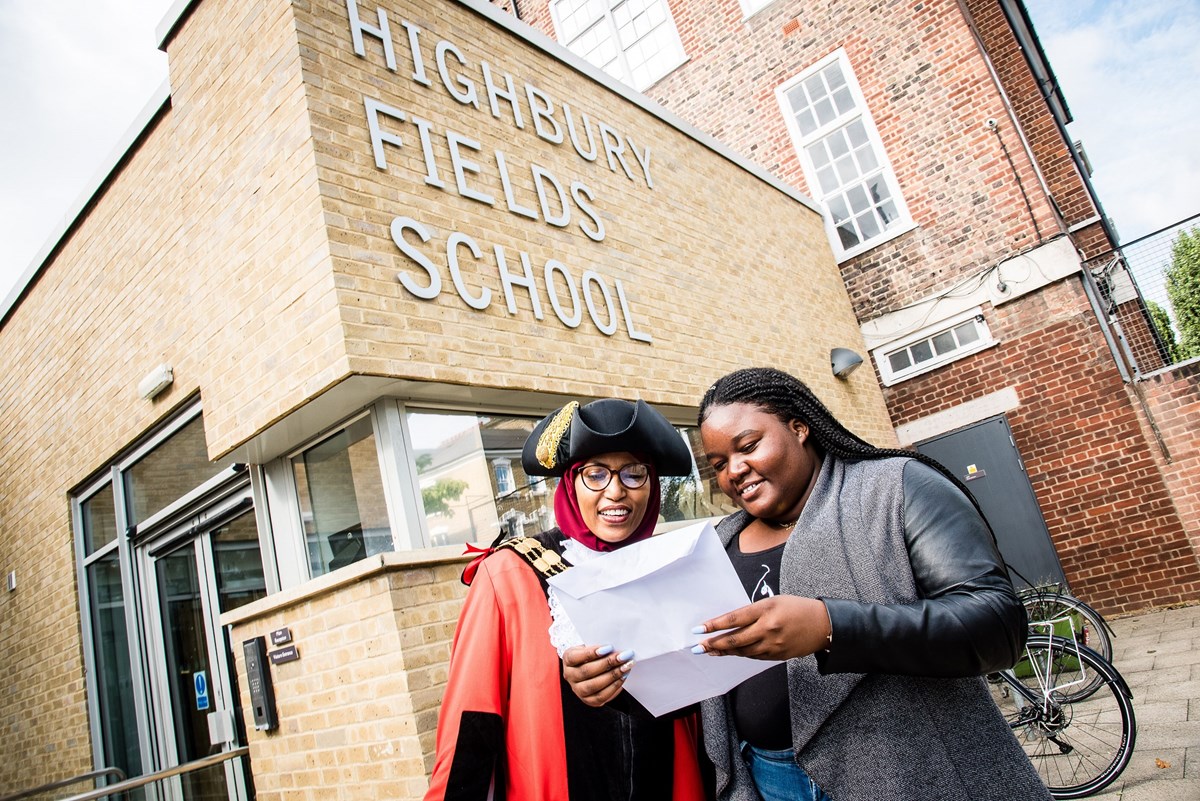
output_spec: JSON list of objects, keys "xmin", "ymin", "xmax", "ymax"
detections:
[
  {"xmin": 884, "ymin": 280, "xmax": 1200, "ymax": 614},
  {"xmin": 963, "ymin": 0, "xmax": 1127, "ymax": 265},
  {"xmin": 511, "ymin": 0, "xmax": 1200, "ymax": 612},
  {"xmin": 520, "ymin": 0, "xmax": 1068, "ymax": 316},
  {"xmin": 1136, "ymin": 361, "xmax": 1200, "ymax": 567}
]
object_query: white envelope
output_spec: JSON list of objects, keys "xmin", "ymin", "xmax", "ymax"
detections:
[{"xmin": 547, "ymin": 520, "xmax": 780, "ymax": 716}]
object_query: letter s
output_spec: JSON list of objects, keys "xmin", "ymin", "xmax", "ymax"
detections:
[
  {"xmin": 390, "ymin": 216, "xmax": 441, "ymax": 299},
  {"xmin": 571, "ymin": 182, "xmax": 605, "ymax": 242}
]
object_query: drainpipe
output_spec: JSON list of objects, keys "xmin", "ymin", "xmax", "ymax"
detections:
[{"xmin": 997, "ymin": 0, "xmax": 1121, "ymax": 253}]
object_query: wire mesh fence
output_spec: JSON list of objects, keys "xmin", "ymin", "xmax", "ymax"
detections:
[{"xmin": 1088, "ymin": 213, "xmax": 1200, "ymax": 378}]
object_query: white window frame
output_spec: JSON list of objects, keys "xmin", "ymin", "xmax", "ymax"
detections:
[
  {"xmin": 738, "ymin": 0, "xmax": 780, "ymax": 19},
  {"xmin": 74, "ymin": 471, "xmax": 154, "ymax": 781},
  {"xmin": 776, "ymin": 48, "xmax": 915, "ymax": 262},
  {"xmin": 261, "ymin": 395, "xmax": 723, "ymax": 588},
  {"xmin": 266, "ymin": 405, "xmax": 416, "ymax": 583},
  {"xmin": 550, "ymin": 0, "xmax": 687, "ymax": 91},
  {"xmin": 492, "ymin": 457, "xmax": 516, "ymax": 496},
  {"xmin": 873, "ymin": 307, "xmax": 996, "ymax": 386}
]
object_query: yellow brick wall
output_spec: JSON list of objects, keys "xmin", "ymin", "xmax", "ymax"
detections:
[
  {"xmin": 224, "ymin": 553, "xmax": 469, "ymax": 801},
  {"xmin": 0, "ymin": 0, "xmax": 333, "ymax": 788},
  {"xmin": 292, "ymin": 0, "xmax": 887, "ymax": 441},
  {"xmin": 0, "ymin": 0, "xmax": 891, "ymax": 792},
  {"xmin": 0, "ymin": 108, "xmax": 188, "ymax": 788}
]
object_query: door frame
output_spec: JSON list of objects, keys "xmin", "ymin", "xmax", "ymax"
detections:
[{"xmin": 135, "ymin": 477, "xmax": 254, "ymax": 800}]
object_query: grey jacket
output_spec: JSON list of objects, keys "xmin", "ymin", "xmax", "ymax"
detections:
[{"xmin": 701, "ymin": 456, "xmax": 1052, "ymax": 801}]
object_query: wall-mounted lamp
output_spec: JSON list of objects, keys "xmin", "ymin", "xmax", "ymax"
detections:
[
  {"xmin": 830, "ymin": 348, "xmax": 864, "ymax": 378},
  {"xmin": 138, "ymin": 364, "xmax": 174, "ymax": 400}
]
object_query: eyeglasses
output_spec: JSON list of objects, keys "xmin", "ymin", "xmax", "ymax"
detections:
[{"xmin": 578, "ymin": 463, "xmax": 651, "ymax": 491}]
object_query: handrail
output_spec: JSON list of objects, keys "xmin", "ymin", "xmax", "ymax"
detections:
[
  {"xmin": 0, "ymin": 768, "xmax": 127, "ymax": 801},
  {"xmin": 57, "ymin": 748, "xmax": 250, "ymax": 801}
]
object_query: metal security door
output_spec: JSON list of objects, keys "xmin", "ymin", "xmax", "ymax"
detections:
[{"xmin": 915, "ymin": 415, "xmax": 1067, "ymax": 588}]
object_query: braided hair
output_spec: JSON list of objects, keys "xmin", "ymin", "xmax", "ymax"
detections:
[{"xmin": 698, "ymin": 366, "xmax": 977, "ymax": 504}]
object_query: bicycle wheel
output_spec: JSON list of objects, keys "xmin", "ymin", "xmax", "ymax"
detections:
[
  {"xmin": 990, "ymin": 635, "xmax": 1135, "ymax": 799},
  {"xmin": 1022, "ymin": 591, "xmax": 1113, "ymax": 664},
  {"xmin": 1022, "ymin": 592, "xmax": 1113, "ymax": 701}
]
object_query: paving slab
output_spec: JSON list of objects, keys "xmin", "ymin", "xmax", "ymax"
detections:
[{"xmin": 1083, "ymin": 603, "xmax": 1200, "ymax": 801}]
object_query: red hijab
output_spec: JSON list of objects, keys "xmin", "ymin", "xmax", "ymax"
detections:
[{"xmin": 554, "ymin": 460, "xmax": 662, "ymax": 552}]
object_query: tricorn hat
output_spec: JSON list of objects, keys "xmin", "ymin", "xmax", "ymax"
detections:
[{"xmin": 521, "ymin": 398, "xmax": 693, "ymax": 477}]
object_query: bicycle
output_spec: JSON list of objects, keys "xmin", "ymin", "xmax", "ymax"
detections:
[
  {"xmin": 1019, "ymin": 585, "xmax": 1118, "ymax": 702},
  {"xmin": 989, "ymin": 633, "xmax": 1136, "ymax": 799},
  {"xmin": 1017, "ymin": 583, "xmax": 1115, "ymax": 664}
]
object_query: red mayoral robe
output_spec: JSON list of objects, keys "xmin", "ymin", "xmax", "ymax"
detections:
[{"xmin": 423, "ymin": 533, "xmax": 711, "ymax": 801}]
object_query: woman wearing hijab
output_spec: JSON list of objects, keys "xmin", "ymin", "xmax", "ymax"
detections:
[{"xmin": 423, "ymin": 398, "xmax": 712, "ymax": 801}]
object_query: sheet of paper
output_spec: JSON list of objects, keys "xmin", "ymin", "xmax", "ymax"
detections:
[{"xmin": 547, "ymin": 520, "xmax": 780, "ymax": 716}]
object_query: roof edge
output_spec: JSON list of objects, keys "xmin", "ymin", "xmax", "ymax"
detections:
[
  {"xmin": 1, "ymin": 81, "xmax": 172, "ymax": 329},
  {"xmin": 5, "ymin": 0, "xmax": 824, "ymax": 329},
  {"xmin": 451, "ymin": 0, "xmax": 822, "ymax": 215}
]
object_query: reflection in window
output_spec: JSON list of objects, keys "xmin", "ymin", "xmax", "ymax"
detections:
[
  {"xmin": 406, "ymin": 410, "xmax": 733, "ymax": 546},
  {"xmin": 87, "ymin": 552, "xmax": 143, "ymax": 779},
  {"xmin": 211, "ymin": 512, "xmax": 267, "ymax": 613},
  {"xmin": 82, "ymin": 485, "xmax": 118, "ymax": 555},
  {"xmin": 664, "ymin": 427, "xmax": 737, "ymax": 524},
  {"xmin": 123, "ymin": 414, "xmax": 234, "ymax": 526},
  {"xmin": 493, "ymin": 459, "xmax": 516, "ymax": 496},
  {"xmin": 408, "ymin": 411, "xmax": 539, "ymax": 547},
  {"xmin": 292, "ymin": 416, "xmax": 392, "ymax": 576}
]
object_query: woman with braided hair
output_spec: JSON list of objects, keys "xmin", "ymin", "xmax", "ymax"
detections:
[
  {"xmin": 564, "ymin": 367, "xmax": 1051, "ymax": 801},
  {"xmin": 424, "ymin": 397, "xmax": 713, "ymax": 801}
]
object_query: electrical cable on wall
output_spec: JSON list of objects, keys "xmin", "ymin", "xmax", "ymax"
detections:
[{"xmin": 987, "ymin": 118, "xmax": 1044, "ymax": 244}]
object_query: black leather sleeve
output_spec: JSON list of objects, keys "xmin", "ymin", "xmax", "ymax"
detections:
[{"xmin": 815, "ymin": 461, "xmax": 1027, "ymax": 676}]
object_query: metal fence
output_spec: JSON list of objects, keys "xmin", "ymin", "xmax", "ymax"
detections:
[{"xmin": 1087, "ymin": 213, "xmax": 1200, "ymax": 379}]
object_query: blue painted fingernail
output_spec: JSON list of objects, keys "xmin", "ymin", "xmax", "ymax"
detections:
[
  {"xmin": 690, "ymin": 625, "xmax": 707, "ymax": 634},
  {"xmin": 596, "ymin": 644, "xmax": 614, "ymax": 656},
  {"xmin": 617, "ymin": 650, "xmax": 635, "ymax": 662},
  {"xmin": 691, "ymin": 644, "xmax": 706, "ymax": 654}
]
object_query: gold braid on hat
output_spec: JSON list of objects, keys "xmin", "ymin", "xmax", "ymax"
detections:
[{"xmin": 536, "ymin": 401, "xmax": 578, "ymax": 469}]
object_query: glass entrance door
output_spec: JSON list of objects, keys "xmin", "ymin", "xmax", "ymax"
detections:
[{"xmin": 141, "ymin": 489, "xmax": 265, "ymax": 800}]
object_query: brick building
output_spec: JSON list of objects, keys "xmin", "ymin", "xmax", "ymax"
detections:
[
  {"xmin": 507, "ymin": 0, "xmax": 1200, "ymax": 613},
  {"xmin": 0, "ymin": 0, "xmax": 894, "ymax": 796},
  {"xmin": 2, "ymin": 0, "xmax": 1197, "ymax": 798}
]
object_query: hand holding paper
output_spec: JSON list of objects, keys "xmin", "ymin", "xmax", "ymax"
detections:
[
  {"xmin": 690, "ymin": 593, "xmax": 834, "ymax": 661},
  {"xmin": 547, "ymin": 520, "xmax": 779, "ymax": 716}
]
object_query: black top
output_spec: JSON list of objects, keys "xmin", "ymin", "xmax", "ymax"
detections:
[
  {"xmin": 727, "ymin": 533, "xmax": 791, "ymax": 749},
  {"xmin": 721, "ymin": 460, "xmax": 1025, "ymax": 752}
]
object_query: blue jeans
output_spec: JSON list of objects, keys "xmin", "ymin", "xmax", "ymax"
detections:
[{"xmin": 741, "ymin": 743, "xmax": 833, "ymax": 801}]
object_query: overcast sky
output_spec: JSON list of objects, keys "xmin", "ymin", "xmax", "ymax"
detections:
[{"xmin": 2, "ymin": 0, "xmax": 1198, "ymax": 305}]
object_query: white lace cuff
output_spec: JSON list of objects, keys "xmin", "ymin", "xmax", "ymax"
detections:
[{"xmin": 548, "ymin": 587, "xmax": 584, "ymax": 657}]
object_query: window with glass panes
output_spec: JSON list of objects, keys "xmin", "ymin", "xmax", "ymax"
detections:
[
  {"xmin": 73, "ymin": 403, "xmax": 245, "ymax": 782},
  {"xmin": 778, "ymin": 50, "xmax": 912, "ymax": 259},
  {"xmin": 78, "ymin": 483, "xmax": 143, "ymax": 781},
  {"xmin": 552, "ymin": 0, "xmax": 686, "ymax": 90},
  {"xmin": 405, "ymin": 408, "xmax": 729, "ymax": 547},
  {"xmin": 877, "ymin": 312, "xmax": 993, "ymax": 384},
  {"xmin": 737, "ymin": 0, "xmax": 777, "ymax": 17},
  {"xmin": 291, "ymin": 415, "xmax": 392, "ymax": 576}
]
